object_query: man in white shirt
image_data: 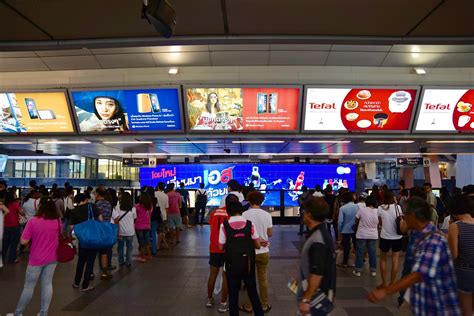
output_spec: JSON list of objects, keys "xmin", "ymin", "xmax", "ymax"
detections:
[
  {"xmin": 154, "ymin": 182, "xmax": 169, "ymax": 250},
  {"xmin": 220, "ymin": 179, "xmax": 244, "ymax": 207},
  {"xmin": 242, "ymin": 191, "xmax": 273, "ymax": 313}
]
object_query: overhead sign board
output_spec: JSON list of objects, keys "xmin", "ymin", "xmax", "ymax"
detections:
[
  {"xmin": 396, "ymin": 157, "xmax": 424, "ymax": 167},
  {"xmin": 122, "ymin": 157, "xmax": 150, "ymax": 167}
]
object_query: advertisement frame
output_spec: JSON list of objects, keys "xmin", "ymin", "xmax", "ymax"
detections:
[
  {"xmin": 412, "ymin": 86, "xmax": 474, "ymax": 134},
  {"xmin": 68, "ymin": 85, "xmax": 185, "ymax": 135},
  {"xmin": 301, "ymin": 85, "xmax": 421, "ymax": 134},
  {"xmin": 0, "ymin": 88, "xmax": 77, "ymax": 136},
  {"xmin": 183, "ymin": 84, "xmax": 303, "ymax": 134}
]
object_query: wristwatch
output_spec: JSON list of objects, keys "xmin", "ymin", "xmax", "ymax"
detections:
[{"xmin": 301, "ymin": 298, "xmax": 310, "ymax": 304}]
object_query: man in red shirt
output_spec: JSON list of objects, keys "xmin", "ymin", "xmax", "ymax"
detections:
[
  {"xmin": 206, "ymin": 195, "xmax": 231, "ymax": 312},
  {"xmin": 166, "ymin": 183, "xmax": 182, "ymax": 244}
]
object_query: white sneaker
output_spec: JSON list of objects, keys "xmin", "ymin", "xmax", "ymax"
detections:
[
  {"xmin": 218, "ymin": 302, "xmax": 229, "ymax": 313},
  {"xmin": 352, "ymin": 270, "xmax": 361, "ymax": 277},
  {"xmin": 206, "ymin": 297, "xmax": 215, "ymax": 308},
  {"xmin": 370, "ymin": 272, "xmax": 377, "ymax": 277}
]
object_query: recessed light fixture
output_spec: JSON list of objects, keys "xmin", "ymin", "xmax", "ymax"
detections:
[
  {"xmin": 232, "ymin": 140, "xmax": 285, "ymax": 144},
  {"xmin": 166, "ymin": 140, "xmax": 218, "ymax": 144},
  {"xmin": 44, "ymin": 141, "xmax": 91, "ymax": 144},
  {"xmin": 0, "ymin": 141, "xmax": 33, "ymax": 144},
  {"xmin": 426, "ymin": 140, "xmax": 474, "ymax": 143},
  {"xmin": 103, "ymin": 141, "xmax": 153, "ymax": 144},
  {"xmin": 414, "ymin": 68, "xmax": 426, "ymax": 75},
  {"xmin": 364, "ymin": 140, "xmax": 415, "ymax": 144},
  {"xmin": 298, "ymin": 140, "xmax": 351, "ymax": 144},
  {"xmin": 168, "ymin": 67, "xmax": 178, "ymax": 75}
]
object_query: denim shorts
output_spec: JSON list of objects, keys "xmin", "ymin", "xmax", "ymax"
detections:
[
  {"xmin": 168, "ymin": 214, "xmax": 182, "ymax": 229},
  {"xmin": 455, "ymin": 266, "xmax": 474, "ymax": 293},
  {"xmin": 135, "ymin": 229, "xmax": 150, "ymax": 248}
]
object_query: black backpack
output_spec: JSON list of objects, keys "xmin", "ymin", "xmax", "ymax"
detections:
[
  {"xmin": 196, "ymin": 190, "xmax": 208, "ymax": 205},
  {"xmin": 223, "ymin": 220, "xmax": 255, "ymax": 277}
]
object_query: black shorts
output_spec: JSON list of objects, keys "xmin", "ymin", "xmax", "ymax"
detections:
[
  {"xmin": 180, "ymin": 205, "xmax": 188, "ymax": 217},
  {"xmin": 209, "ymin": 253, "xmax": 225, "ymax": 268},
  {"xmin": 379, "ymin": 238, "xmax": 402, "ymax": 253}
]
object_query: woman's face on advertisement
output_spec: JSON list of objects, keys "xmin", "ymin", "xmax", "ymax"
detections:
[
  {"xmin": 95, "ymin": 97, "xmax": 117, "ymax": 120},
  {"xmin": 209, "ymin": 93, "xmax": 218, "ymax": 105}
]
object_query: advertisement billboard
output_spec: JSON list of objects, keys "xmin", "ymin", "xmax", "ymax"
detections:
[
  {"xmin": 70, "ymin": 87, "xmax": 182, "ymax": 133},
  {"xmin": 303, "ymin": 87, "xmax": 419, "ymax": 133},
  {"xmin": 140, "ymin": 163, "xmax": 356, "ymax": 207},
  {"xmin": 0, "ymin": 91, "xmax": 75, "ymax": 134},
  {"xmin": 414, "ymin": 88, "xmax": 474, "ymax": 133},
  {"xmin": 185, "ymin": 86, "xmax": 301, "ymax": 132}
]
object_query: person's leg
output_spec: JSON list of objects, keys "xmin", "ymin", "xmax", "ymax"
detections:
[
  {"xmin": 221, "ymin": 271, "xmax": 228, "ymax": 303},
  {"xmin": 15, "ymin": 265, "xmax": 41, "ymax": 314},
  {"xmin": 82, "ymin": 249, "xmax": 97, "ymax": 289},
  {"xmin": 355, "ymin": 239, "xmax": 365, "ymax": 272},
  {"xmin": 2, "ymin": 227, "xmax": 11, "ymax": 262},
  {"xmin": 39, "ymin": 262, "xmax": 57, "ymax": 315},
  {"xmin": 342, "ymin": 234, "xmax": 351, "ymax": 265},
  {"xmin": 74, "ymin": 247, "xmax": 87, "ymax": 286},
  {"xmin": 390, "ymin": 251, "xmax": 400, "ymax": 285},
  {"xmin": 459, "ymin": 291, "xmax": 473, "ymax": 316},
  {"xmin": 150, "ymin": 221, "xmax": 158, "ymax": 255},
  {"xmin": 379, "ymin": 251, "xmax": 387, "ymax": 287},
  {"xmin": 207, "ymin": 265, "xmax": 219, "ymax": 300},
  {"xmin": 175, "ymin": 227, "xmax": 181, "ymax": 243},
  {"xmin": 256, "ymin": 253, "xmax": 270, "ymax": 307},
  {"xmin": 299, "ymin": 210, "xmax": 304, "ymax": 235},
  {"xmin": 367, "ymin": 240, "xmax": 377, "ymax": 273},
  {"xmin": 125, "ymin": 236, "xmax": 133, "ymax": 266},
  {"xmin": 8, "ymin": 226, "xmax": 21, "ymax": 263},
  {"xmin": 244, "ymin": 274, "xmax": 264, "ymax": 316},
  {"xmin": 136, "ymin": 230, "xmax": 146, "ymax": 261},
  {"xmin": 226, "ymin": 273, "xmax": 241, "ymax": 316},
  {"xmin": 106, "ymin": 247, "xmax": 113, "ymax": 269},
  {"xmin": 144, "ymin": 230, "xmax": 152, "ymax": 259},
  {"xmin": 117, "ymin": 237, "xmax": 125, "ymax": 265}
]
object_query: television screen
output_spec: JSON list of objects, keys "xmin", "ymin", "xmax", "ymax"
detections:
[
  {"xmin": 140, "ymin": 163, "xmax": 356, "ymax": 207},
  {"xmin": 0, "ymin": 155, "xmax": 7, "ymax": 172}
]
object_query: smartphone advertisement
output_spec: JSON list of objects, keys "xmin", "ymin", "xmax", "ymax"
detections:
[
  {"xmin": 0, "ymin": 91, "xmax": 74, "ymax": 134},
  {"xmin": 414, "ymin": 88, "xmax": 474, "ymax": 132},
  {"xmin": 186, "ymin": 87, "xmax": 301, "ymax": 131},
  {"xmin": 70, "ymin": 87, "xmax": 182, "ymax": 133},
  {"xmin": 140, "ymin": 163, "xmax": 355, "ymax": 207},
  {"xmin": 303, "ymin": 87, "xmax": 418, "ymax": 133}
]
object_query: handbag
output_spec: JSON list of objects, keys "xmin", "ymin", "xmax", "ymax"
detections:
[
  {"xmin": 56, "ymin": 219, "xmax": 76, "ymax": 263},
  {"xmin": 395, "ymin": 205, "xmax": 405, "ymax": 236},
  {"xmin": 74, "ymin": 203, "xmax": 118, "ymax": 249}
]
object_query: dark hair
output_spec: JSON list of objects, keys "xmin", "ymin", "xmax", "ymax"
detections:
[
  {"xmin": 225, "ymin": 193, "xmax": 239, "ymax": 205},
  {"xmin": 74, "ymin": 193, "xmax": 88, "ymax": 204},
  {"xmin": 341, "ymin": 192, "xmax": 354, "ymax": 204},
  {"xmin": 382, "ymin": 190, "xmax": 395, "ymax": 205},
  {"xmin": 64, "ymin": 182, "xmax": 70, "ymax": 187},
  {"xmin": 304, "ymin": 197, "xmax": 330, "ymax": 222},
  {"xmin": 247, "ymin": 191, "xmax": 264, "ymax": 206},
  {"xmin": 423, "ymin": 182, "xmax": 432, "ymax": 188},
  {"xmin": 180, "ymin": 182, "xmax": 185, "ymax": 188},
  {"xmin": 401, "ymin": 189, "xmax": 409, "ymax": 197},
  {"xmin": 365, "ymin": 195, "xmax": 378, "ymax": 208},
  {"xmin": 410, "ymin": 186, "xmax": 427, "ymax": 200},
  {"xmin": 227, "ymin": 179, "xmax": 240, "ymax": 192},
  {"xmin": 5, "ymin": 190, "xmax": 16, "ymax": 206},
  {"xmin": 206, "ymin": 92, "xmax": 221, "ymax": 113},
  {"xmin": 301, "ymin": 185, "xmax": 308, "ymax": 192},
  {"xmin": 86, "ymin": 186, "xmax": 93, "ymax": 192},
  {"xmin": 465, "ymin": 185, "xmax": 474, "ymax": 195},
  {"xmin": 406, "ymin": 197, "xmax": 432, "ymax": 222},
  {"xmin": 226, "ymin": 201, "xmax": 243, "ymax": 216},
  {"xmin": 139, "ymin": 193, "xmax": 153, "ymax": 210},
  {"xmin": 199, "ymin": 183, "xmax": 204, "ymax": 189},
  {"xmin": 399, "ymin": 180, "xmax": 405, "ymax": 188},
  {"xmin": 450, "ymin": 194, "xmax": 474, "ymax": 216},
  {"xmin": 158, "ymin": 182, "xmax": 166, "ymax": 190},
  {"xmin": 325, "ymin": 184, "xmax": 333, "ymax": 193},
  {"xmin": 51, "ymin": 190, "xmax": 61, "ymax": 199},
  {"xmin": 52, "ymin": 183, "xmax": 58, "ymax": 189},
  {"xmin": 167, "ymin": 182, "xmax": 175, "ymax": 191},
  {"xmin": 315, "ymin": 185, "xmax": 322, "ymax": 192},
  {"xmin": 26, "ymin": 189, "xmax": 39, "ymax": 201},
  {"xmin": 95, "ymin": 188, "xmax": 106, "ymax": 198},
  {"xmin": 119, "ymin": 192, "xmax": 133, "ymax": 212},
  {"xmin": 29, "ymin": 180, "xmax": 37, "ymax": 187},
  {"xmin": 453, "ymin": 187, "xmax": 463, "ymax": 195},
  {"xmin": 36, "ymin": 197, "xmax": 60, "ymax": 219},
  {"xmin": 93, "ymin": 96, "xmax": 128, "ymax": 130}
]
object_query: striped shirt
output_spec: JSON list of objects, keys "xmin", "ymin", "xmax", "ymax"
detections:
[{"xmin": 455, "ymin": 221, "xmax": 474, "ymax": 270}]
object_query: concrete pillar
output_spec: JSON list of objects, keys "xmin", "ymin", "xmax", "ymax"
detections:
[
  {"xmin": 446, "ymin": 162, "xmax": 456, "ymax": 179},
  {"xmin": 424, "ymin": 156, "xmax": 441, "ymax": 188},
  {"xmin": 365, "ymin": 162, "xmax": 376, "ymax": 180},
  {"xmin": 400, "ymin": 168, "xmax": 414, "ymax": 188},
  {"xmin": 455, "ymin": 154, "xmax": 474, "ymax": 188}
]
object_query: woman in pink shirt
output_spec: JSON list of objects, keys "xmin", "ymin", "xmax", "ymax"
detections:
[
  {"xmin": 15, "ymin": 197, "xmax": 61, "ymax": 316},
  {"xmin": 135, "ymin": 193, "xmax": 153, "ymax": 262}
]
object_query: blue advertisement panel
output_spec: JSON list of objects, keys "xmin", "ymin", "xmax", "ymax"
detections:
[
  {"xmin": 70, "ymin": 88, "xmax": 182, "ymax": 133},
  {"xmin": 140, "ymin": 164, "xmax": 356, "ymax": 207}
]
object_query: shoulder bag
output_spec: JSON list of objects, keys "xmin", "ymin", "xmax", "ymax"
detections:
[
  {"xmin": 395, "ymin": 204, "xmax": 405, "ymax": 236},
  {"xmin": 56, "ymin": 219, "xmax": 76, "ymax": 263},
  {"xmin": 74, "ymin": 203, "xmax": 118, "ymax": 249}
]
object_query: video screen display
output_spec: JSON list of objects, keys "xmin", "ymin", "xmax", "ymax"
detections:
[
  {"xmin": 414, "ymin": 88, "xmax": 474, "ymax": 132},
  {"xmin": 185, "ymin": 87, "xmax": 301, "ymax": 132},
  {"xmin": 70, "ymin": 87, "xmax": 182, "ymax": 133},
  {"xmin": 140, "ymin": 163, "xmax": 356, "ymax": 207},
  {"xmin": 0, "ymin": 155, "xmax": 7, "ymax": 172},
  {"xmin": 303, "ymin": 87, "xmax": 418, "ymax": 132},
  {"xmin": 0, "ymin": 91, "xmax": 74, "ymax": 133}
]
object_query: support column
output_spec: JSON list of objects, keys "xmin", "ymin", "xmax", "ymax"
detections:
[
  {"xmin": 400, "ymin": 168, "xmax": 414, "ymax": 188},
  {"xmin": 365, "ymin": 162, "xmax": 376, "ymax": 180},
  {"xmin": 455, "ymin": 154, "xmax": 474, "ymax": 188},
  {"xmin": 423, "ymin": 156, "xmax": 441, "ymax": 188}
]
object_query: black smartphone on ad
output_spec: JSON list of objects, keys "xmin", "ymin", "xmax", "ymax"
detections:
[
  {"xmin": 257, "ymin": 93, "xmax": 268, "ymax": 114},
  {"xmin": 25, "ymin": 98, "xmax": 39, "ymax": 119},
  {"xmin": 150, "ymin": 93, "xmax": 161, "ymax": 113},
  {"xmin": 269, "ymin": 93, "xmax": 278, "ymax": 114}
]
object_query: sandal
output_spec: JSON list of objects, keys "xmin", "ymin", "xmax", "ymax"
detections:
[
  {"xmin": 262, "ymin": 304, "xmax": 272, "ymax": 313},
  {"xmin": 239, "ymin": 304, "xmax": 253, "ymax": 313}
]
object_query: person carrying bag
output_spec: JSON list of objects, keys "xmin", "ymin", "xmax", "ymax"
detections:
[{"xmin": 74, "ymin": 203, "xmax": 118, "ymax": 250}]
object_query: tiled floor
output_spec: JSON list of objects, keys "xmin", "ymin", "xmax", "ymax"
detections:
[{"xmin": 0, "ymin": 226, "xmax": 403, "ymax": 315}]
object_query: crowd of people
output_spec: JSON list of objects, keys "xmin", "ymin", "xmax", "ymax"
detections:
[{"xmin": 0, "ymin": 177, "xmax": 473, "ymax": 315}]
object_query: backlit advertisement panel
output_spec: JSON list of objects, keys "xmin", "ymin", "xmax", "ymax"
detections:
[
  {"xmin": 70, "ymin": 87, "xmax": 182, "ymax": 133},
  {"xmin": 140, "ymin": 163, "xmax": 356, "ymax": 207},
  {"xmin": 185, "ymin": 86, "xmax": 301, "ymax": 132},
  {"xmin": 303, "ymin": 87, "xmax": 418, "ymax": 133},
  {"xmin": 0, "ymin": 91, "xmax": 74, "ymax": 133}
]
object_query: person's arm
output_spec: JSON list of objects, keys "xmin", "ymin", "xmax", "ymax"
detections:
[
  {"xmin": 253, "ymin": 239, "xmax": 261, "ymax": 249},
  {"xmin": 20, "ymin": 221, "xmax": 32, "ymax": 246},
  {"xmin": 448, "ymin": 222, "xmax": 459, "ymax": 260},
  {"xmin": 267, "ymin": 227, "xmax": 273, "ymax": 238},
  {"xmin": 0, "ymin": 203, "xmax": 9, "ymax": 215},
  {"xmin": 299, "ymin": 274, "xmax": 323, "ymax": 314},
  {"xmin": 338, "ymin": 207, "xmax": 344, "ymax": 233},
  {"xmin": 368, "ymin": 272, "xmax": 422, "ymax": 302},
  {"xmin": 218, "ymin": 223, "xmax": 226, "ymax": 251}
]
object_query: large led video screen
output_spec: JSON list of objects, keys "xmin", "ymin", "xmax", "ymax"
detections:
[
  {"xmin": 0, "ymin": 91, "xmax": 75, "ymax": 134},
  {"xmin": 140, "ymin": 163, "xmax": 356, "ymax": 207},
  {"xmin": 185, "ymin": 86, "xmax": 301, "ymax": 132},
  {"xmin": 303, "ymin": 86, "xmax": 419, "ymax": 133},
  {"xmin": 70, "ymin": 87, "xmax": 182, "ymax": 133}
]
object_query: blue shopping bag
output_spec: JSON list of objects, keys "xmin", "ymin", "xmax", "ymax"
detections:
[{"xmin": 74, "ymin": 203, "xmax": 118, "ymax": 249}]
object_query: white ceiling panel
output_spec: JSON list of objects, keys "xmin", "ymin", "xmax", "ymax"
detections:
[
  {"xmin": 211, "ymin": 51, "xmax": 269, "ymax": 66},
  {"xmin": 0, "ymin": 57, "xmax": 48, "ymax": 71},
  {"xmin": 149, "ymin": 45, "xmax": 210, "ymax": 53},
  {"xmin": 41, "ymin": 55, "xmax": 102, "ymax": 70},
  {"xmin": 326, "ymin": 51, "xmax": 387, "ymax": 66},
  {"xmin": 436, "ymin": 53, "xmax": 474, "ymax": 67},
  {"xmin": 96, "ymin": 53, "xmax": 156, "ymax": 68},
  {"xmin": 270, "ymin": 44, "xmax": 331, "ymax": 51},
  {"xmin": 269, "ymin": 51, "xmax": 328, "ymax": 65},
  {"xmin": 35, "ymin": 49, "xmax": 92, "ymax": 57},
  {"xmin": 152, "ymin": 52, "xmax": 211, "ymax": 66},
  {"xmin": 382, "ymin": 52, "xmax": 442, "ymax": 67},
  {"xmin": 0, "ymin": 51, "xmax": 38, "ymax": 58},
  {"xmin": 90, "ymin": 47, "xmax": 153, "ymax": 54},
  {"xmin": 391, "ymin": 45, "xmax": 474, "ymax": 53},
  {"xmin": 209, "ymin": 44, "xmax": 270, "ymax": 51},
  {"xmin": 331, "ymin": 45, "xmax": 392, "ymax": 52}
]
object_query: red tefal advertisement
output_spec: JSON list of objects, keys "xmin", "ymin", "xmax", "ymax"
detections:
[
  {"xmin": 304, "ymin": 87, "xmax": 418, "ymax": 132},
  {"xmin": 186, "ymin": 87, "xmax": 300, "ymax": 131},
  {"xmin": 415, "ymin": 88, "xmax": 474, "ymax": 132}
]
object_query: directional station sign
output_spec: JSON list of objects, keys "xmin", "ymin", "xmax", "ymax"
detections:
[{"xmin": 396, "ymin": 157, "xmax": 424, "ymax": 167}]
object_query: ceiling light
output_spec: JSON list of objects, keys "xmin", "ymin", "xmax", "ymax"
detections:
[
  {"xmin": 364, "ymin": 140, "xmax": 415, "ymax": 144},
  {"xmin": 166, "ymin": 140, "xmax": 218, "ymax": 144},
  {"xmin": 103, "ymin": 141, "xmax": 153, "ymax": 144},
  {"xmin": 0, "ymin": 141, "xmax": 33, "ymax": 144},
  {"xmin": 44, "ymin": 141, "xmax": 91, "ymax": 144},
  {"xmin": 168, "ymin": 67, "xmax": 178, "ymax": 75},
  {"xmin": 232, "ymin": 141, "xmax": 285, "ymax": 144},
  {"xmin": 426, "ymin": 140, "xmax": 474, "ymax": 143},
  {"xmin": 414, "ymin": 68, "xmax": 426, "ymax": 75},
  {"xmin": 298, "ymin": 140, "xmax": 351, "ymax": 144}
]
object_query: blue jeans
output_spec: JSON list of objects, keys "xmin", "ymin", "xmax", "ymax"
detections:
[
  {"xmin": 150, "ymin": 221, "xmax": 158, "ymax": 255},
  {"xmin": 136, "ymin": 229, "xmax": 150, "ymax": 248},
  {"xmin": 15, "ymin": 262, "xmax": 57, "ymax": 316},
  {"xmin": 118, "ymin": 236, "xmax": 133, "ymax": 265},
  {"xmin": 355, "ymin": 239, "xmax": 377, "ymax": 272},
  {"xmin": 3, "ymin": 226, "xmax": 21, "ymax": 263}
]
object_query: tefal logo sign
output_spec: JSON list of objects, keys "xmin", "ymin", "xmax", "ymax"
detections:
[
  {"xmin": 424, "ymin": 103, "xmax": 451, "ymax": 110},
  {"xmin": 308, "ymin": 102, "xmax": 336, "ymax": 110}
]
